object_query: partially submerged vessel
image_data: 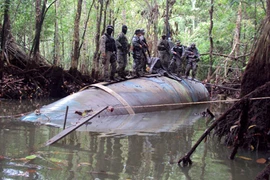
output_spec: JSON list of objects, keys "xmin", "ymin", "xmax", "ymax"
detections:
[{"xmin": 22, "ymin": 75, "xmax": 209, "ymax": 129}]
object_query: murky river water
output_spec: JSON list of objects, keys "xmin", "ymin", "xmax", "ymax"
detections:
[{"xmin": 0, "ymin": 99, "xmax": 267, "ymax": 179}]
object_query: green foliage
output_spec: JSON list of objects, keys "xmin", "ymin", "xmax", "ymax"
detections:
[{"xmin": 1, "ymin": 0, "xmax": 267, "ymax": 79}]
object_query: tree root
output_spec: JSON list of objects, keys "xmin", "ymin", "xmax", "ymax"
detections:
[
  {"xmin": 256, "ymin": 164, "xmax": 270, "ymax": 180},
  {"xmin": 177, "ymin": 81, "xmax": 270, "ymax": 166},
  {"xmin": 0, "ymin": 64, "xmax": 93, "ymax": 99},
  {"xmin": 178, "ymin": 156, "xmax": 192, "ymax": 167},
  {"xmin": 229, "ymin": 98, "xmax": 249, "ymax": 159}
]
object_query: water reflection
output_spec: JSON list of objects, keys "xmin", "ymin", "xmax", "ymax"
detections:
[
  {"xmin": 0, "ymin": 100, "xmax": 266, "ymax": 179},
  {"xmin": 0, "ymin": 99, "xmax": 56, "ymax": 118}
]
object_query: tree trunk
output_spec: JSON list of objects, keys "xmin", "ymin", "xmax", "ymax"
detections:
[
  {"xmin": 34, "ymin": 0, "xmax": 41, "ymax": 56},
  {"xmin": 255, "ymin": 0, "xmax": 257, "ymax": 37},
  {"xmin": 165, "ymin": 0, "xmax": 170, "ymax": 37},
  {"xmin": 79, "ymin": 0, "xmax": 95, "ymax": 52},
  {"xmin": 224, "ymin": 1, "xmax": 242, "ymax": 77},
  {"xmin": 240, "ymin": 0, "xmax": 270, "ymax": 97},
  {"xmin": 122, "ymin": 0, "xmax": 126, "ymax": 24},
  {"xmin": 101, "ymin": 0, "xmax": 109, "ymax": 36},
  {"xmin": 208, "ymin": 0, "xmax": 214, "ymax": 81},
  {"xmin": 153, "ymin": 2, "xmax": 158, "ymax": 56},
  {"xmin": 0, "ymin": 0, "xmax": 11, "ymax": 80},
  {"xmin": 53, "ymin": 0, "xmax": 60, "ymax": 66},
  {"xmin": 268, "ymin": 0, "xmax": 270, "ymax": 19},
  {"xmin": 60, "ymin": 13, "xmax": 65, "ymax": 65},
  {"xmin": 71, "ymin": 0, "xmax": 83, "ymax": 70},
  {"xmin": 92, "ymin": 0, "xmax": 103, "ymax": 79},
  {"xmin": 234, "ymin": 2, "xmax": 242, "ymax": 57},
  {"xmin": 30, "ymin": 0, "xmax": 47, "ymax": 61},
  {"xmin": 153, "ymin": 22, "xmax": 158, "ymax": 57}
]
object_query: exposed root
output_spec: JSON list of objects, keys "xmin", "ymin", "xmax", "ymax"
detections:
[
  {"xmin": 215, "ymin": 82, "xmax": 270, "ymax": 151},
  {"xmin": 177, "ymin": 82, "xmax": 270, "ymax": 166},
  {"xmin": 0, "ymin": 64, "xmax": 93, "ymax": 99},
  {"xmin": 256, "ymin": 164, "xmax": 270, "ymax": 180}
]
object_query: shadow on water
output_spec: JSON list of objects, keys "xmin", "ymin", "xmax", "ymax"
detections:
[{"xmin": 0, "ymin": 100, "xmax": 267, "ymax": 179}]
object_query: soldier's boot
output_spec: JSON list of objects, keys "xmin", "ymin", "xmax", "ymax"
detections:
[
  {"xmin": 119, "ymin": 71, "xmax": 127, "ymax": 79},
  {"xmin": 184, "ymin": 71, "xmax": 189, "ymax": 78},
  {"xmin": 135, "ymin": 70, "xmax": 141, "ymax": 77},
  {"xmin": 192, "ymin": 71, "xmax": 196, "ymax": 80}
]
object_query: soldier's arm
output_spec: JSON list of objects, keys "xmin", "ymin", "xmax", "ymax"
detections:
[
  {"xmin": 115, "ymin": 34, "xmax": 123, "ymax": 49},
  {"xmin": 157, "ymin": 41, "xmax": 164, "ymax": 49},
  {"xmin": 181, "ymin": 46, "xmax": 185, "ymax": 58},
  {"xmin": 171, "ymin": 47, "xmax": 176, "ymax": 54},
  {"xmin": 186, "ymin": 48, "xmax": 194, "ymax": 55},
  {"xmin": 132, "ymin": 38, "xmax": 141, "ymax": 48},
  {"xmin": 113, "ymin": 39, "xmax": 117, "ymax": 53},
  {"xmin": 143, "ymin": 38, "xmax": 148, "ymax": 47},
  {"xmin": 196, "ymin": 49, "xmax": 200, "ymax": 58},
  {"xmin": 115, "ymin": 40, "xmax": 122, "ymax": 50}
]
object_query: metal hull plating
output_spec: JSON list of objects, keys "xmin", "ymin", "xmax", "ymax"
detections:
[{"xmin": 22, "ymin": 76, "xmax": 209, "ymax": 124}]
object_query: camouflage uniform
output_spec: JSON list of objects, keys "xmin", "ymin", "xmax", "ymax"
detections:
[
  {"xmin": 157, "ymin": 38, "xmax": 171, "ymax": 70},
  {"xmin": 132, "ymin": 35, "xmax": 143, "ymax": 77},
  {"xmin": 140, "ymin": 35, "xmax": 149, "ymax": 72},
  {"xmin": 168, "ymin": 44, "xmax": 185, "ymax": 76},
  {"xmin": 185, "ymin": 44, "xmax": 200, "ymax": 79},
  {"xmin": 116, "ymin": 32, "xmax": 129, "ymax": 78},
  {"xmin": 100, "ymin": 33, "xmax": 117, "ymax": 81}
]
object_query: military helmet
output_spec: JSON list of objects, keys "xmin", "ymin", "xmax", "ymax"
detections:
[
  {"xmin": 106, "ymin": 25, "xmax": 114, "ymax": 31},
  {"xmin": 135, "ymin": 29, "xmax": 141, "ymax": 35}
]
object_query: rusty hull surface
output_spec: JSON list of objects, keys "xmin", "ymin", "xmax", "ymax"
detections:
[{"xmin": 22, "ymin": 76, "xmax": 209, "ymax": 125}]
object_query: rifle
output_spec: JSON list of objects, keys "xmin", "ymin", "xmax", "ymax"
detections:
[
  {"xmin": 142, "ymin": 41, "xmax": 151, "ymax": 58},
  {"xmin": 172, "ymin": 48, "xmax": 185, "ymax": 60},
  {"xmin": 141, "ymin": 48, "xmax": 148, "ymax": 61},
  {"xmin": 173, "ymin": 53, "xmax": 182, "ymax": 60},
  {"xmin": 186, "ymin": 49, "xmax": 200, "ymax": 61},
  {"xmin": 146, "ymin": 47, "xmax": 151, "ymax": 58},
  {"xmin": 165, "ymin": 46, "xmax": 171, "ymax": 55}
]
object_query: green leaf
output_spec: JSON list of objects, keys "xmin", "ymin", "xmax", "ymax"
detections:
[
  {"xmin": 25, "ymin": 155, "xmax": 37, "ymax": 160},
  {"xmin": 49, "ymin": 158, "xmax": 67, "ymax": 165},
  {"xmin": 49, "ymin": 158, "xmax": 63, "ymax": 163}
]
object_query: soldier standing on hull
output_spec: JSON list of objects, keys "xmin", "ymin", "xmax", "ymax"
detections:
[
  {"xmin": 168, "ymin": 41, "xmax": 185, "ymax": 77},
  {"xmin": 157, "ymin": 35, "xmax": 171, "ymax": 70},
  {"xmin": 132, "ymin": 29, "xmax": 143, "ymax": 77},
  {"xmin": 100, "ymin": 25, "xmax": 117, "ymax": 82},
  {"xmin": 116, "ymin": 25, "xmax": 129, "ymax": 79},
  {"xmin": 185, "ymin": 43, "xmax": 200, "ymax": 79},
  {"xmin": 140, "ymin": 29, "xmax": 150, "ymax": 73}
]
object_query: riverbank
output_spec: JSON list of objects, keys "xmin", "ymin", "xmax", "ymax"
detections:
[{"xmin": 0, "ymin": 65, "xmax": 93, "ymax": 99}]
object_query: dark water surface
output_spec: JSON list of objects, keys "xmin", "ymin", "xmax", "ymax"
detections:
[{"xmin": 0, "ymin": 99, "xmax": 267, "ymax": 180}]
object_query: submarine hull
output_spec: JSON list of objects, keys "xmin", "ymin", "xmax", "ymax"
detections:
[{"xmin": 22, "ymin": 76, "xmax": 209, "ymax": 124}]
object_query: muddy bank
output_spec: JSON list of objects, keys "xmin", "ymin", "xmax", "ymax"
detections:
[
  {"xmin": 0, "ymin": 65, "xmax": 93, "ymax": 99},
  {"xmin": 214, "ymin": 82, "xmax": 270, "ymax": 151}
]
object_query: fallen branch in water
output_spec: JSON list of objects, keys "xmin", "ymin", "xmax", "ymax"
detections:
[{"xmin": 177, "ymin": 111, "xmax": 227, "ymax": 166}]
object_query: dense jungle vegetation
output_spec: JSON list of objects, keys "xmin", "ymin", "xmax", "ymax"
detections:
[{"xmin": 0, "ymin": 0, "xmax": 266, "ymax": 81}]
